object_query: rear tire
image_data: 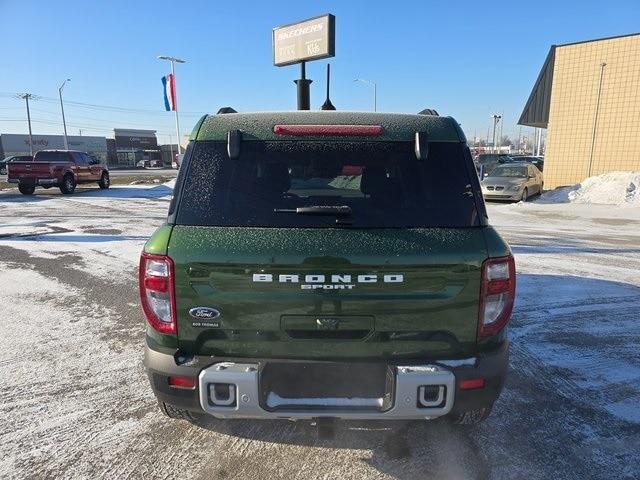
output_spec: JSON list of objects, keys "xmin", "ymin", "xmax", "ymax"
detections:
[
  {"xmin": 158, "ymin": 401, "xmax": 200, "ymax": 422},
  {"xmin": 446, "ymin": 406, "xmax": 493, "ymax": 426},
  {"xmin": 98, "ymin": 172, "xmax": 110, "ymax": 189},
  {"xmin": 60, "ymin": 174, "xmax": 76, "ymax": 194},
  {"xmin": 18, "ymin": 183, "xmax": 36, "ymax": 195}
]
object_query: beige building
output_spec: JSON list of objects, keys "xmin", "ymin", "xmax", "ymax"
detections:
[{"xmin": 519, "ymin": 33, "xmax": 640, "ymax": 188}]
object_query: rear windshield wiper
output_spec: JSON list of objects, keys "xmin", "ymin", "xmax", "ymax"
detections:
[{"xmin": 274, "ymin": 205, "xmax": 352, "ymax": 216}]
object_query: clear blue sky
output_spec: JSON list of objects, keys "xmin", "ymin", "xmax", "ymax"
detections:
[{"xmin": 1, "ymin": 0, "xmax": 638, "ymax": 144}]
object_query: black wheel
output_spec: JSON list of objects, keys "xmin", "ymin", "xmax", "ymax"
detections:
[
  {"xmin": 98, "ymin": 172, "xmax": 110, "ymax": 189},
  {"xmin": 446, "ymin": 406, "xmax": 493, "ymax": 426},
  {"xmin": 158, "ymin": 401, "xmax": 200, "ymax": 422},
  {"xmin": 18, "ymin": 183, "xmax": 36, "ymax": 195},
  {"xmin": 0, "ymin": 167, "xmax": 6, "ymax": 175},
  {"xmin": 60, "ymin": 174, "xmax": 76, "ymax": 194},
  {"xmin": 520, "ymin": 187, "xmax": 529, "ymax": 202}
]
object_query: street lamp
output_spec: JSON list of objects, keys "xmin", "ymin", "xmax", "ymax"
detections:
[
  {"xmin": 491, "ymin": 114, "xmax": 502, "ymax": 153},
  {"xmin": 158, "ymin": 55, "xmax": 186, "ymax": 154},
  {"xmin": 354, "ymin": 78, "xmax": 377, "ymax": 112},
  {"xmin": 59, "ymin": 78, "xmax": 71, "ymax": 150}
]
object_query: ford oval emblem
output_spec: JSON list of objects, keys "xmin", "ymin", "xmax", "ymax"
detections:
[{"xmin": 189, "ymin": 307, "xmax": 221, "ymax": 319}]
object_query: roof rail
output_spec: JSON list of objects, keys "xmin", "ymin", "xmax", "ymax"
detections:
[
  {"xmin": 217, "ymin": 107, "xmax": 238, "ymax": 114},
  {"xmin": 418, "ymin": 108, "xmax": 439, "ymax": 116}
]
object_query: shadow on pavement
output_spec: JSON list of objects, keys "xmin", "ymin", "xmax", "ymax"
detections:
[{"xmin": 191, "ymin": 416, "xmax": 490, "ymax": 479}]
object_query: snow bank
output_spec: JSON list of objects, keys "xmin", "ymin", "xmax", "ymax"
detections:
[{"xmin": 540, "ymin": 171, "xmax": 640, "ymax": 206}]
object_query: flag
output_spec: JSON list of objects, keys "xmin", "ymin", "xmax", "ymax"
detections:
[{"xmin": 162, "ymin": 74, "xmax": 177, "ymax": 111}]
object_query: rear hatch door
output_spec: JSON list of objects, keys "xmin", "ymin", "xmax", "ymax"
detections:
[{"xmin": 169, "ymin": 227, "xmax": 487, "ymax": 360}]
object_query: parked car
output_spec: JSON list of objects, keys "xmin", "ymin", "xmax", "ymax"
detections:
[
  {"xmin": 142, "ymin": 110, "xmax": 515, "ymax": 429},
  {"xmin": 481, "ymin": 162, "xmax": 543, "ymax": 202},
  {"xmin": 7, "ymin": 150, "xmax": 109, "ymax": 195},
  {"xmin": 474, "ymin": 153, "xmax": 514, "ymax": 176},
  {"xmin": 510, "ymin": 155, "xmax": 544, "ymax": 172},
  {"xmin": 1, "ymin": 155, "xmax": 32, "ymax": 175}
]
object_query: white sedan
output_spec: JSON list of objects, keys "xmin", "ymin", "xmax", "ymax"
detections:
[{"xmin": 481, "ymin": 162, "xmax": 544, "ymax": 202}]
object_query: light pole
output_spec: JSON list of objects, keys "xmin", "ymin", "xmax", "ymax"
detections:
[
  {"xmin": 354, "ymin": 78, "xmax": 377, "ymax": 112},
  {"xmin": 158, "ymin": 55, "xmax": 185, "ymax": 154},
  {"xmin": 59, "ymin": 78, "xmax": 71, "ymax": 150},
  {"xmin": 491, "ymin": 114, "xmax": 501, "ymax": 153}
]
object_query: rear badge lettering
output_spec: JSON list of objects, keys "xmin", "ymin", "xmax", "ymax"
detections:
[
  {"xmin": 252, "ymin": 273, "xmax": 404, "ymax": 290},
  {"xmin": 191, "ymin": 320, "xmax": 221, "ymax": 328}
]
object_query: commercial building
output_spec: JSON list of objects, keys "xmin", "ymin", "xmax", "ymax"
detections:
[
  {"xmin": 0, "ymin": 134, "xmax": 108, "ymax": 162},
  {"xmin": 113, "ymin": 129, "xmax": 161, "ymax": 168},
  {"xmin": 519, "ymin": 33, "xmax": 640, "ymax": 188}
]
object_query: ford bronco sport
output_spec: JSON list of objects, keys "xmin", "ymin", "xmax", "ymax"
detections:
[{"xmin": 141, "ymin": 111, "xmax": 515, "ymax": 427}]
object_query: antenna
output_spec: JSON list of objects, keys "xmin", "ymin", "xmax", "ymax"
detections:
[{"xmin": 321, "ymin": 64, "xmax": 336, "ymax": 111}]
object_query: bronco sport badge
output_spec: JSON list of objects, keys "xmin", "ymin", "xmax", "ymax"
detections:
[{"xmin": 252, "ymin": 273, "xmax": 404, "ymax": 290}]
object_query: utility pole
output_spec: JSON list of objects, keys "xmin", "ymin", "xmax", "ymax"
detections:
[
  {"xmin": 17, "ymin": 93, "xmax": 35, "ymax": 156},
  {"xmin": 491, "ymin": 114, "xmax": 501, "ymax": 153},
  {"xmin": 354, "ymin": 78, "xmax": 377, "ymax": 112},
  {"xmin": 58, "ymin": 79, "xmax": 71, "ymax": 149},
  {"xmin": 158, "ymin": 55, "xmax": 186, "ymax": 154},
  {"xmin": 588, "ymin": 62, "xmax": 607, "ymax": 178}
]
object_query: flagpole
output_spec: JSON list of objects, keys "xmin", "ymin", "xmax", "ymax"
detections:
[
  {"xmin": 158, "ymin": 55, "xmax": 186, "ymax": 154},
  {"xmin": 170, "ymin": 60, "xmax": 182, "ymax": 154}
]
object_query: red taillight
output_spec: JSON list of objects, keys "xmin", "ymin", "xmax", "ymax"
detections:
[
  {"xmin": 273, "ymin": 124, "xmax": 384, "ymax": 136},
  {"xmin": 139, "ymin": 252, "xmax": 177, "ymax": 335},
  {"xmin": 459, "ymin": 378, "xmax": 486, "ymax": 390},
  {"xmin": 478, "ymin": 256, "xmax": 516, "ymax": 337},
  {"xmin": 168, "ymin": 376, "xmax": 196, "ymax": 390}
]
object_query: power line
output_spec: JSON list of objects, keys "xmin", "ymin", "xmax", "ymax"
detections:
[{"xmin": 1, "ymin": 91, "xmax": 206, "ymax": 117}]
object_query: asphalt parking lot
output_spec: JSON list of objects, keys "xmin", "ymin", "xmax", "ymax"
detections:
[{"xmin": 0, "ymin": 185, "xmax": 639, "ymax": 479}]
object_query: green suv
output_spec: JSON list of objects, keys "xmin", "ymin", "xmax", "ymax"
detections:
[{"xmin": 141, "ymin": 111, "xmax": 515, "ymax": 426}]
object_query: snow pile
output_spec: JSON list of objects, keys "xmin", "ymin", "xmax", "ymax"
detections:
[{"xmin": 540, "ymin": 171, "xmax": 640, "ymax": 206}]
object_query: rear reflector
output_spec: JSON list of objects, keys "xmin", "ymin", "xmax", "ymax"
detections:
[
  {"xmin": 168, "ymin": 376, "xmax": 196, "ymax": 389},
  {"xmin": 458, "ymin": 378, "xmax": 485, "ymax": 390},
  {"xmin": 273, "ymin": 124, "xmax": 384, "ymax": 137}
]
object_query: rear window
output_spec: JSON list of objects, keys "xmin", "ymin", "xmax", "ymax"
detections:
[
  {"xmin": 34, "ymin": 151, "xmax": 70, "ymax": 162},
  {"xmin": 175, "ymin": 141, "xmax": 480, "ymax": 228},
  {"xmin": 491, "ymin": 166, "xmax": 527, "ymax": 178}
]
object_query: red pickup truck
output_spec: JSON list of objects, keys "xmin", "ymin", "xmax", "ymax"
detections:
[{"xmin": 7, "ymin": 149, "xmax": 110, "ymax": 195}]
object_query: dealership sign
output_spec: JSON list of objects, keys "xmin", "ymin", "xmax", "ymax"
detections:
[{"xmin": 273, "ymin": 14, "xmax": 335, "ymax": 66}]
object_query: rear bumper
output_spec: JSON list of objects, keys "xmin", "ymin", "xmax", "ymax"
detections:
[
  {"xmin": 144, "ymin": 340, "xmax": 508, "ymax": 420},
  {"xmin": 10, "ymin": 178, "xmax": 58, "ymax": 186}
]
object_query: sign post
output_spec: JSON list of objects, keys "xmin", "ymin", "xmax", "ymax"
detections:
[{"xmin": 273, "ymin": 14, "xmax": 335, "ymax": 110}]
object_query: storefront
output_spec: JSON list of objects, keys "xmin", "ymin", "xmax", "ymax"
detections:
[{"xmin": 113, "ymin": 129, "xmax": 161, "ymax": 168}]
